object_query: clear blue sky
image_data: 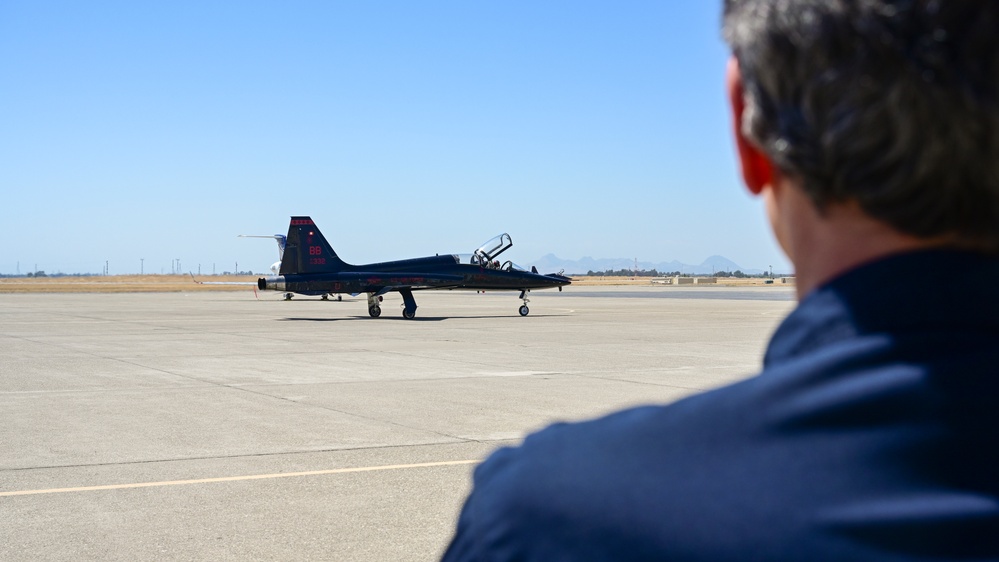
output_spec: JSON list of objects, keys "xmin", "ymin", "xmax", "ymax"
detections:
[{"xmin": 0, "ymin": 1, "xmax": 792, "ymax": 276}]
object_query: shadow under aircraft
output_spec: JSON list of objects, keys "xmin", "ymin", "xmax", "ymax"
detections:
[{"xmin": 257, "ymin": 216, "xmax": 571, "ymax": 319}]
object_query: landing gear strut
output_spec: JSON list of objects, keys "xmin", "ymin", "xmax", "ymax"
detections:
[
  {"xmin": 519, "ymin": 290, "xmax": 530, "ymax": 316},
  {"xmin": 400, "ymin": 288, "xmax": 418, "ymax": 319},
  {"xmin": 367, "ymin": 293, "xmax": 383, "ymax": 318}
]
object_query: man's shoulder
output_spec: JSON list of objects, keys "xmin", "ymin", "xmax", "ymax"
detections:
[
  {"xmin": 515, "ymin": 381, "xmax": 760, "ymax": 467},
  {"xmin": 496, "ymin": 376, "xmax": 758, "ymax": 466},
  {"xmin": 445, "ymin": 382, "xmax": 769, "ymax": 561}
]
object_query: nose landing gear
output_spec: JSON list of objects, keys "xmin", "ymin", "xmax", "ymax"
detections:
[{"xmin": 519, "ymin": 290, "xmax": 530, "ymax": 316}]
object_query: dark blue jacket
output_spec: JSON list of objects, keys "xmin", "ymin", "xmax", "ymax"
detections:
[{"xmin": 442, "ymin": 250, "xmax": 999, "ymax": 561}]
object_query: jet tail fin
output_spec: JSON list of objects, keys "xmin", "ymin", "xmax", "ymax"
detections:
[{"xmin": 279, "ymin": 216, "xmax": 349, "ymax": 274}]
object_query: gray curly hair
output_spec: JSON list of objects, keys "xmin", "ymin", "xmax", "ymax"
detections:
[{"xmin": 723, "ymin": 0, "xmax": 999, "ymax": 250}]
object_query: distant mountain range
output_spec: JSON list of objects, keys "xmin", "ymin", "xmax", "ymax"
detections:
[{"xmin": 526, "ymin": 254, "xmax": 765, "ymax": 276}]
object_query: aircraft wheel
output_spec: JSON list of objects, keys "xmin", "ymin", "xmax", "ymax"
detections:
[
  {"xmin": 519, "ymin": 305, "xmax": 530, "ymax": 317},
  {"xmin": 284, "ymin": 293, "xmax": 293, "ymax": 301},
  {"xmin": 403, "ymin": 308, "xmax": 416, "ymax": 320},
  {"xmin": 337, "ymin": 295, "xmax": 342, "ymax": 301},
  {"xmin": 322, "ymin": 294, "xmax": 329, "ymax": 300},
  {"xmin": 369, "ymin": 305, "xmax": 382, "ymax": 318}
]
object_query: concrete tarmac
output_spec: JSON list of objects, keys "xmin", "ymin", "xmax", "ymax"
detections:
[{"xmin": 0, "ymin": 286, "xmax": 795, "ymax": 561}]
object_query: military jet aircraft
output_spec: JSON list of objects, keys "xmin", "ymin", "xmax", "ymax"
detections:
[{"xmin": 256, "ymin": 216, "xmax": 571, "ymax": 319}]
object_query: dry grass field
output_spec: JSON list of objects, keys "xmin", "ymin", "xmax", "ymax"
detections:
[
  {"xmin": 0, "ymin": 274, "xmax": 792, "ymax": 293},
  {"xmin": 0, "ymin": 274, "xmax": 257, "ymax": 293}
]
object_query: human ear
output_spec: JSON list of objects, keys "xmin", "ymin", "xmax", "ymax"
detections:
[{"xmin": 727, "ymin": 57, "xmax": 774, "ymax": 196}]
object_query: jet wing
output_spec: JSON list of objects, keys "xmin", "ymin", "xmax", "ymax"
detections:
[{"xmin": 338, "ymin": 272, "xmax": 464, "ymax": 292}]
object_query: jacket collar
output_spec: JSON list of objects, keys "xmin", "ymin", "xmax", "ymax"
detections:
[{"xmin": 764, "ymin": 250, "xmax": 999, "ymax": 367}]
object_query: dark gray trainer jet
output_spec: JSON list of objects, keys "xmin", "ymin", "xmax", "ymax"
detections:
[{"xmin": 257, "ymin": 216, "xmax": 571, "ymax": 319}]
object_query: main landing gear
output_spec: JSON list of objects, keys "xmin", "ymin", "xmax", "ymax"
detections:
[
  {"xmin": 400, "ymin": 288, "xmax": 418, "ymax": 320},
  {"xmin": 367, "ymin": 290, "xmax": 419, "ymax": 319},
  {"xmin": 367, "ymin": 294, "xmax": 383, "ymax": 318},
  {"xmin": 519, "ymin": 290, "xmax": 530, "ymax": 316}
]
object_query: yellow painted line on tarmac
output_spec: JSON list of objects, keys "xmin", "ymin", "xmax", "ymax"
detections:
[{"xmin": 0, "ymin": 459, "xmax": 480, "ymax": 498}]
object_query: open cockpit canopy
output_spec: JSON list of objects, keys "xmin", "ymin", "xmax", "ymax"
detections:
[
  {"xmin": 475, "ymin": 233, "xmax": 512, "ymax": 262},
  {"xmin": 453, "ymin": 234, "xmax": 526, "ymax": 271}
]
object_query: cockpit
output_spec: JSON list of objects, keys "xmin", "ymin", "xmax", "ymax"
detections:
[{"xmin": 455, "ymin": 233, "xmax": 529, "ymax": 272}]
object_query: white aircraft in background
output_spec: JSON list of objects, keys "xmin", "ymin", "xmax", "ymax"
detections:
[{"xmin": 237, "ymin": 234, "xmax": 286, "ymax": 275}]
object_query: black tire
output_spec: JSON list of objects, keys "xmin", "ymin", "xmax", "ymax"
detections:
[
  {"xmin": 519, "ymin": 305, "xmax": 530, "ymax": 316},
  {"xmin": 403, "ymin": 308, "xmax": 416, "ymax": 320},
  {"xmin": 369, "ymin": 306, "xmax": 382, "ymax": 318}
]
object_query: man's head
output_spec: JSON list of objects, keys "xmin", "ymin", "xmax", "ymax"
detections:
[{"xmin": 723, "ymin": 0, "xmax": 999, "ymax": 252}]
